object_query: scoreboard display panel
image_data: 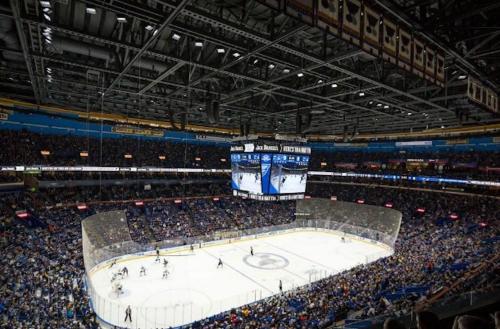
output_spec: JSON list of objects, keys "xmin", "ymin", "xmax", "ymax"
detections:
[
  {"xmin": 230, "ymin": 142, "xmax": 310, "ymax": 199},
  {"xmin": 231, "ymin": 153, "xmax": 262, "ymax": 194},
  {"xmin": 269, "ymin": 154, "xmax": 309, "ymax": 194}
]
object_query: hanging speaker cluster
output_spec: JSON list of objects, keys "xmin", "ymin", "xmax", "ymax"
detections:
[{"xmin": 295, "ymin": 108, "xmax": 313, "ymax": 134}]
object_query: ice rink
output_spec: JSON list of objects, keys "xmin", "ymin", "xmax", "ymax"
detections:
[{"xmin": 89, "ymin": 230, "xmax": 392, "ymax": 328}]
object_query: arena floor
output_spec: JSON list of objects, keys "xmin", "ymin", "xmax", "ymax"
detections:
[{"xmin": 89, "ymin": 231, "xmax": 392, "ymax": 328}]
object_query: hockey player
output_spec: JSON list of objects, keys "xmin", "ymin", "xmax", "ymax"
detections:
[
  {"xmin": 250, "ymin": 246, "xmax": 254, "ymax": 256},
  {"xmin": 109, "ymin": 259, "xmax": 117, "ymax": 269},
  {"xmin": 124, "ymin": 305, "xmax": 132, "ymax": 322},
  {"xmin": 122, "ymin": 267, "xmax": 128, "ymax": 277},
  {"xmin": 341, "ymin": 236, "xmax": 346, "ymax": 243},
  {"xmin": 155, "ymin": 254, "xmax": 161, "ymax": 263},
  {"xmin": 162, "ymin": 269, "xmax": 169, "ymax": 279},
  {"xmin": 279, "ymin": 280, "xmax": 283, "ymax": 293},
  {"xmin": 190, "ymin": 244, "xmax": 194, "ymax": 252},
  {"xmin": 155, "ymin": 245, "xmax": 160, "ymax": 257},
  {"xmin": 163, "ymin": 259, "xmax": 168, "ymax": 268},
  {"xmin": 139, "ymin": 266, "xmax": 146, "ymax": 277},
  {"xmin": 217, "ymin": 258, "xmax": 223, "ymax": 269}
]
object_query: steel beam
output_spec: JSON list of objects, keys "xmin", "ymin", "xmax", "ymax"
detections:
[{"xmin": 103, "ymin": 0, "xmax": 191, "ymax": 95}]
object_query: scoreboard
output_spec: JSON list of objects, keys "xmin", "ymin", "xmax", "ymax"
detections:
[{"xmin": 230, "ymin": 142, "xmax": 310, "ymax": 200}]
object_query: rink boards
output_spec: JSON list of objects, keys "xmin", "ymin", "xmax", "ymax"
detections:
[{"xmin": 88, "ymin": 228, "xmax": 393, "ymax": 329}]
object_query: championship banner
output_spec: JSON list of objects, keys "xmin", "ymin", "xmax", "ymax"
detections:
[
  {"xmin": 317, "ymin": 0, "xmax": 340, "ymax": 35},
  {"xmin": 424, "ymin": 46, "xmax": 436, "ymax": 83},
  {"xmin": 397, "ymin": 29, "xmax": 412, "ymax": 70},
  {"xmin": 285, "ymin": 0, "xmax": 314, "ymax": 25},
  {"xmin": 362, "ymin": 5, "xmax": 380, "ymax": 56},
  {"xmin": 382, "ymin": 18, "xmax": 397, "ymax": 64},
  {"xmin": 413, "ymin": 38, "xmax": 425, "ymax": 77},
  {"xmin": 436, "ymin": 52, "xmax": 445, "ymax": 87},
  {"xmin": 342, "ymin": 0, "xmax": 362, "ymax": 46}
]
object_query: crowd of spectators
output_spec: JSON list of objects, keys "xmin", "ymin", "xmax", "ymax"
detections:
[
  {"xmin": 0, "ymin": 130, "xmax": 498, "ymax": 180},
  {"xmin": 0, "ymin": 182, "xmax": 498, "ymax": 328},
  {"xmin": 0, "ymin": 130, "xmax": 229, "ymax": 168}
]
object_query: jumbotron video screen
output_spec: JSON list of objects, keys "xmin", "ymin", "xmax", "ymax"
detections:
[{"xmin": 230, "ymin": 142, "xmax": 310, "ymax": 200}]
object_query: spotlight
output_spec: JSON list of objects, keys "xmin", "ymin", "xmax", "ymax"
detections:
[
  {"xmin": 358, "ymin": 92, "xmax": 365, "ymax": 96},
  {"xmin": 194, "ymin": 41, "xmax": 203, "ymax": 47},
  {"xmin": 117, "ymin": 16, "xmax": 127, "ymax": 23},
  {"xmin": 331, "ymin": 83, "xmax": 338, "ymax": 88},
  {"xmin": 283, "ymin": 68, "xmax": 290, "ymax": 73},
  {"xmin": 233, "ymin": 52, "xmax": 241, "ymax": 58},
  {"xmin": 216, "ymin": 48, "xmax": 225, "ymax": 54},
  {"xmin": 457, "ymin": 74, "xmax": 468, "ymax": 80},
  {"xmin": 172, "ymin": 33, "xmax": 181, "ymax": 41},
  {"xmin": 297, "ymin": 72, "xmax": 304, "ymax": 77},
  {"xmin": 145, "ymin": 25, "xmax": 155, "ymax": 31}
]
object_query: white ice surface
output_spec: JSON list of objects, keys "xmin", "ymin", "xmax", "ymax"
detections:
[{"xmin": 89, "ymin": 231, "xmax": 391, "ymax": 329}]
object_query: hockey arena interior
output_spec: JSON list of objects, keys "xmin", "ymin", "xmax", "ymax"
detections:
[{"xmin": 0, "ymin": 0, "xmax": 499, "ymax": 329}]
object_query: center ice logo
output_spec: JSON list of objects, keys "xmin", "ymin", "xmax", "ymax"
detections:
[{"xmin": 243, "ymin": 253, "xmax": 289, "ymax": 270}]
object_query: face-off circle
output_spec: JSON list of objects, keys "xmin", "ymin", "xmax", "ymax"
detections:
[{"xmin": 243, "ymin": 253, "xmax": 289, "ymax": 270}]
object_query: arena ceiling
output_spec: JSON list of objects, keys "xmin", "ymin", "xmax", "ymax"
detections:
[{"xmin": 0, "ymin": 0, "xmax": 499, "ymax": 136}]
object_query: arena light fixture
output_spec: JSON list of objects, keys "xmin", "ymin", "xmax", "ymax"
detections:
[
  {"xmin": 233, "ymin": 52, "xmax": 241, "ymax": 58},
  {"xmin": 377, "ymin": 103, "xmax": 382, "ymax": 107},
  {"xmin": 194, "ymin": 41, "xmax": 203, "ymax": 47},
  {"xmin": 86, "ymin": 7, "xmax": 96, "ymax": 14},
  {"xmin": 216, "ymin": 48, "xmax": 225, "ymax": 54},
  {"xmin": 457, "ymin": 74, "xmax": 468, "ymax": 80},
  {"xmin": 283, "ymin": 68, "xmax": 290, "ymax": 73},
  {"xmin": 297, "ymin": 72, "xmax": 304, "ymax": 77},
  {"xmin": 117, "ymin": 16, "xmax": 127, "ymax": 23},
  {"xmin": 145, "ymin": 24, "xmax": 155, "ymax": 31},
  {"xmin": 158, "ymin": 155, "xmax": 166, "ymax": 160},
  {"xmin": 317, "ymin": 79, "xmax": 323, "ymax": 84},
  {"xmin": 331, "ymin": 83, "xmax": 338, "ymax": 88},
  {"xmin": 253, "ymin": 59, "xmax": 259, "ymax": 64},
  {"xmin": 268, "ymin": 64, "xmax": 275, "ymax": 69},
  {"xmin": 40, "ymin": 150, "xmax": 50, "ymax": 156},
  {"xmin": 124, "ymin": 154, "xmax": 132, "ymax": 159},
  {"xmin": 195, "ymin": 157, "xmax": 201, "ymax": 161},
  {"xmin": 172, "ymin": 33, "xmax": 181, "ymax": 41},
  {"xmin": 383, "ymin": 105, "xmax": 389, "ymax": 109},
  {"xmin": 80, "ymin": 151, "xmax": 89, "ymax": 157},
  {"xmin": 358, "ymin": 91, "xmax": 365, "ymax": 96},
  {"xmin": 40, "ymin": 0, "xmax": 51, "ymax": 8},
  {"xmin": 43, "ymin": 13, "xmax": 51, "ymax": 21}
]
